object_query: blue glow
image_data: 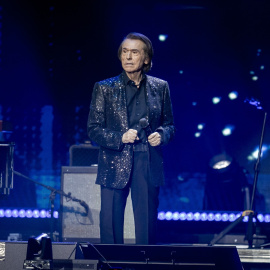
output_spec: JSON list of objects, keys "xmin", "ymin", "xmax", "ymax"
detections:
[
  {"xmin": 165, "ymin": 211, "xmax": 173, "ymax": 220},
  {"xmin": 221, "ymin": 213, "xmax": 229, "ymax": 221},
  {"xmin": 252, "ymin": 75, "xmax": 258, "ymax": 81},
  {"xmin": 207, "ymin": 213, "xmax": 215, "ymax": 221},
  {"xmin": 158, "ymin": 34, "xmax": 168, "ymax": 42},
  {"xmin": 172, "ymin": 212, "xmax": 179, "ymax": 220},
  {"xmin": 248, "ymin": 145, "xmax": 269, "ymax": 161},
  {"xmin": 186, "ymin": 212, "xmax": 194, "ymax": 221},
  {"xmin": 200, "ymin": 212, "xmax": 208, "ymax": 221},
  {"xmin": 222, "ymin": 125, "xmax": 235, "ymax": 136},
  {"xmin": 197, "ymin": 124, "xmax": 204, "ymax": 130},
  {"xmin": 228, "ymin": 91, "xmax": 238, "ymax": 100},
  {"xmin": 194, "ymin": 132, "xmax": 201, "ymax": 138},
  {"xmin": 265, "ymin": 215, "xmax": 270, "ymax": 223},
  {"xmin": 179, "ymin": 212, "xmax": 187, "ymax": 221},
  {"xmin": 212, "ymin": 97, "xmax": 221, "ymax": 104},
  {"xmin": 193, "ymin": 212, "xmax": 201, "ymax": 221}
]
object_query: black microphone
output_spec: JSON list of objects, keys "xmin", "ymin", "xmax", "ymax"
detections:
[{"xmin": 139, "ymin": 118, "xmax": 152, "ymax": 137}]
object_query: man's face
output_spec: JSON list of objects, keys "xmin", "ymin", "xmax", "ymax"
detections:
[{"xmin": 121, "ymin": 39, "xmax": 149, "ymax": 74}]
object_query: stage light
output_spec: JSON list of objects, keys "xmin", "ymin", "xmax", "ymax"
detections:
[
  {"xmin": 194, "ymin": 132, "xmax": 201, "ymax": 137},
  {"xmin": 222, "ymin": 125, "xmax": 235, "ymax": 136},
  {"xmin": 179, "ymin": 70, "xmax": 184, "ymax": 74},
  {"xmin": 214, "ymin": 213, "xmax": 222, "ymax": 221},
  {"xmin": 192, "ymin": 101, "xmax": 197, "ymax": 106},
  {"xmin": 257, "ymin": 214, "xmax": 264, "ymax": 222},
  {"xmin": 260, "ymin": 65, "xmax": 265, "ymax": 70},
  {"xmin": 5, "ymin": 209, "xmax": 12, "ymax": 217},
  {"xmin": 264, "ymin": 215, "xmax": 270, "ymax": 223},
  {"xmin": 26, "ymin": 209, "xmax": 33, "ymax": 218},
  {"xmin": 23, "ymin": 233, "xmax": 53, "ymax": 270},
  {"xmin": 221, "ymin": 213, "xmax": 229, "ymax": 222},
  {"xmin": 209, "ymin": 154, "xmax": 232, "ymax": 170},
  {"xmin": 186, "ymin": 212, "xmax": 194, "ymax": 221},
  {"xmin": 172, "ymin": 212, "xmax": 179, "ymax": 220},
  {"xmin": 197, "ymin": 124, "xmax": 204, "ymax": 130},
  {"xmin": 212, "ymin": 97, "xmax": 221, "ymax": 104},
  {"xmin": 12, "ymin": 209, "xmax": 19, "ymax": 217},
  {"xmin": 229, "ymin": 213, "xmax": 236, "ymax": 222},
  {"xmin": 228, "ymin": 91, "xmax": 238, "ymax": 100},
  {"xmin": 207, "ymin": 213, "xmax": 215, "ymax": 221},
  {"xmin": 248, "ymin": 145, "xmax": 268, "ymax": 161},
  {"xmin": 33, "ymin": 210, "xmax": 40, "ymax": 218},
  {"xmin": 19, "ymin": 209, "xmax": 26, "ymax": 218},
  {"xmin": 165, "ymin": 211, "xmax": 173, "ymax": 220},
  {"xmin": 158, "ymin": 34, "xmax": 168, "ymax": 41},
  {"xmin": 193, "ymin": 212, "xmax": 200, "ymax": 221},
  {"xmin": 158, "ymin": 211, "xmax": 165, "ymax": 220},
  {"xmin": 40, "ymin": 210, "xmax": 47, "ymax": 218},
  {"xmin": 252, "ymin": 75, "xmax": 258, "ymax": 81},
  {"xmin": 179, "ymin": 212, "xmax": 187, "ymax": 221},
  {"xmin": 200, "ymin": 212, "xmax": 207, "ymax": 221}
]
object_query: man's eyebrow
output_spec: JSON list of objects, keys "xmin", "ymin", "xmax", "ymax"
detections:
[{"xmin": 122, "ymin": 47, "xmax": 140, "ymax": 51}]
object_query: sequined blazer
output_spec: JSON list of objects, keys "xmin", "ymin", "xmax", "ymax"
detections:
[{"xmin": 87, "ymin": 72, "xmax": 175, "ymax": 189}]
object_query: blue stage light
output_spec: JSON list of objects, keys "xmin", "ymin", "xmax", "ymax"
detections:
[
  {"xmin": 186, "ymin": 212, "xmax": 194, "ymax": 221},
  {"xmin": 193, "ymin": 212, "xmax": 200, "ymax": 221},
  {"xmin": 179, "ymin": 212, "xmax": 187, "ymax": 221},
  {"xmin": 228, "ymin": 91, "xmax": 238, "ymax": 100},
  {"xmin": 158, "ymin": 34, "xmax": 168, "ymax": 41},
  {"xmin": 165, "ymin": 211, "xmax": 173, "ymax": 220},
  {"xmin": 222, "ymin": 125, "xmax": 235, "ymax": 136},
  {"xmin": 212, "ymin": 97, "xmax": 221, "ymax": 104}
]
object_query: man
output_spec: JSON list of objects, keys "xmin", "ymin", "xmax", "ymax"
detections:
[{"xmin": 87, "ymin": 32, "xmax": 175, "ymax": 245}]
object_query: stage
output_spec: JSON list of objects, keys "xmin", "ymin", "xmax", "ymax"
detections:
[{"xmin": 0, "ymin": 241, "xmax": 270, "ymax": 270}]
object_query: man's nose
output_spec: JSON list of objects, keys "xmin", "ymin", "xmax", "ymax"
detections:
[{"xmin": 126, "ymin": 51, "xmax": 132, "ymax": 59}]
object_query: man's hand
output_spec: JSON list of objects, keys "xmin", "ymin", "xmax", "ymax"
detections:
[
  {"xmin": 122, "ymin": 129, "xmax": 139, "ymax": 143},
  {"xmin": 148, "ymin": 132, "xmax": 161, "ymax": 147}
]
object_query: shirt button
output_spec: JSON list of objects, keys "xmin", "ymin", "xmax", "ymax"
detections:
[{"xmin": 136, "ymin": 113, "xmax": 140, "ymax": 116}]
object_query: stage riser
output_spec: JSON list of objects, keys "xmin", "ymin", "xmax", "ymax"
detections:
[{"xmin": 0, "ymin": 242, "xmax": 253, "ymax": 270}]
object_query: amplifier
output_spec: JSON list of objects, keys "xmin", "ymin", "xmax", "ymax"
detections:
[
  {"xmin": 69, "ymin": 143, "xmax": 99, "ymax": 166},
  {"xmin": 60, "ymin": 166, "xmax": 135, "ymax": 243}
]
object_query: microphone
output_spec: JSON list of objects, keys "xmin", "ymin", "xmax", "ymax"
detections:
[{"xmin": 139, "ymin": 118, "xmax": 152, "ymax": 137}]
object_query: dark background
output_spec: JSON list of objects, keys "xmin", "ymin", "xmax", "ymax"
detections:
[{"xmin": 0, "ymin": 0, "xmax": 270, "ymax": 213}]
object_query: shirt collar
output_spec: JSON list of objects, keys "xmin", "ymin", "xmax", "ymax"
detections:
[{"xmin": 122, "ymin": 70, "xmax": 146, "ymax": 86}]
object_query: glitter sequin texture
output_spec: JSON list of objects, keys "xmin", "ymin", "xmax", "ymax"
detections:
[{"xmin": 87, "ymin": 73, "xmax": 175, "ymax": 189}]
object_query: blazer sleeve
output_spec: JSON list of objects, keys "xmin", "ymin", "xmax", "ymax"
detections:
[
  {"xmin": 155, "ymin": 82, "xmax": 175, "ymax": 145},
  {"xmin": 87, "ymin": 82, "xmax": 124, "ymax": 151}
]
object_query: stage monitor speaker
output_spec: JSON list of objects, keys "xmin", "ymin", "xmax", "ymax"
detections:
[
  {"xmin": 77, "ymin": 244, "xmax": 243, "ymax": 270},
  {"xmin": 61, "ymin": 166, "xmax": 135, "ymax": 243}
]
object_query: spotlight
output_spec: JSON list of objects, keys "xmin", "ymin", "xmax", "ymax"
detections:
[
  {"xmin": 23, "ymin": 233, "xmax": 53, "ymax": 269},
  {"xmin": 212, "ymin": 97, "xmax": 221, "ymax": 104},
  {"xmin": 204, "ymin": 154, "xmax": 249, "ymax": 211},
  {"xmin": 158, "ymin": 34, "xmax": 168, "ymax": 41},
  {"xmin": 228, "ymin": 91, "xmax": 238, "ymax": 100},
  {"xmin": 209, "ymin": 153, "xmax": 232, "ymax": 170}
]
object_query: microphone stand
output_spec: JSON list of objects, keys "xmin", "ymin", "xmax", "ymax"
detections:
[
  {"xmin": 209, "ymin": 112, "xmax": 267, "ymax": 248},
  {"xmin": 12, "ymin": 169, "xmax": 89, "ymax": 241}
]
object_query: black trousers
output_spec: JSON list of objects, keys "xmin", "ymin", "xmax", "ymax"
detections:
[{"xmin": 99, "ymin": 151, "xmax": 160, "ymax": 245}]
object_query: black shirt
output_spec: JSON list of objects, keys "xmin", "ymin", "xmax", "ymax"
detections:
[{"xmin": 123, "ymin": 71, "xmax": 147, "ymax": 143}]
